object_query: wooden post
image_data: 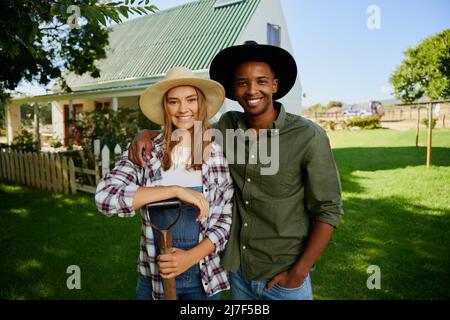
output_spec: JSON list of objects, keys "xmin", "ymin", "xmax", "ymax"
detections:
[
  {"xmin": 101, "ymin": 145, "xmax": 110, "ymax": 177},
  {"xmin": 20, "ymin": 152, "xmax": 25, "ymax": 186},
  {"xmin": 39, "ymin": 153, "xmax": 45, "ymax": 190},
  {"xmin": 20, "ymin": 151, "xmax": 26, "ymax": 185},
  {"xmin": 62, "ymin": 156, "xmax": 69, "ymax": 194},
  {"xmin": 3, "ymin": 151, "xmax": 7, "ymax": 181},
  {"xmin": 29, "ymin": 152, "xmax": 36, "ymax": 188},
  {"xmin": 1, "ymin": 151, "xmax": 6, "ymax": 181},
  {"xmin": 26, "ymin": 152, "xmax": 31, "ymax": 187},
  {"xmin": 0, "ymin": 151, "xmax": 4, "ymax": 181},
  {"xmin": 10, "ymin": 151, "xmax": 15, "ymax": 184},
  {"xmin": 5, "ymin": 151, "xmax": 10, "ymax": 182},
  {"xmin": 0, "ymin": 151, "xmax": 5, "ymax": 181},
  {"xmin": 11, "ymin": 151, "xmax": 17, "ymax": 184},
  {"xmin": 16, "ymin": 151, "xmax": 22, "ymax": 185},
  {"xmin": 44, "ymin": 153, "xmax": 51, "ymax": 192},
  {"xmin": 32, "ymin": 153, "xmax": 38, "ymax": 190},
  {"xmin": 22, "ymin": 152, "xmax": 27, "ymax": 185},
  {"xmin": 55, "ymin": 154, "xmax": 63, "ymax": 193},
  {"xmin": 68, "ymin": 158, "xmax": 77, "ymax": 194},
  {"xmin": 17, "ymin": 152, "xmax": 22, "ymax": 184},
  {"xmin": 50, "ymin": 154, "xmax": 58, "ymax": 192},
  {"xmin": 114, "ymin": 144, "xmax": 122, "ymax": 164},
  {"xmin": 415, "ymin": 107, "xmax": 420, "ymax": 148},
  {"xmin": 426, "ymin": 103, "xmax": 433, "ymax": 168}
]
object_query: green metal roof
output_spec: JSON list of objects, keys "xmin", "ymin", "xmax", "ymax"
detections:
[{"xmin": 65, "ymin": 0, "xmax": 260, "ymax": 91}]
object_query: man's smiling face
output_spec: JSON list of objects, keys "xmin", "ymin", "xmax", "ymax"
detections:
[{"xmin": 232, "ymin": 61, "xmax": 279, "ymax": 117}]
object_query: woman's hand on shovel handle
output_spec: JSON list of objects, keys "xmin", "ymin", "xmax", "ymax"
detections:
[
  {"xmin": 158, "ymin": 248, "xmax": 194, "ymax": 279},
  {"xmin": 158, "ymin": 239, "xmax": 216, "ymax": 279}
]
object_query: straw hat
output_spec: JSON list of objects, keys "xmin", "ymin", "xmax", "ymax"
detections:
[{"xmin": 139, "ymin": 67, "xmax": 225, "ymax": 125}]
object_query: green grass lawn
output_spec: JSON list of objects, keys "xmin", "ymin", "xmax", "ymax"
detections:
[
  {"xmin": 315, "ymin": 129, "xmax": 450, "ymax": 299},
  {"xmin": 1, "ymin": 129, "xmax": 449, "ymax": 299}
]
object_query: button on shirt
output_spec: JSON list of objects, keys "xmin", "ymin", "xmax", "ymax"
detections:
[{"xmin": 215, "ymin": 102, "xmax": 344, "ymax": 280}]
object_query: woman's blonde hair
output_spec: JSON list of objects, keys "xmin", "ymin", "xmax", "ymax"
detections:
[{"xmin": 161, "ymin": 86, "xmax": 212, "ymax": 171}]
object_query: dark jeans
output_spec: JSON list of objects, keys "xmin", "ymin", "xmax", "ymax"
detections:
[{"xmin": 136, "ymin": 186, "xmax": 220, "ymax": 300}]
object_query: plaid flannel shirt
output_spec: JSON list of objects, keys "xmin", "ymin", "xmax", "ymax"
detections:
[{"xmin": 95, "ymin": 133, "xmax": 234, "ymax": 299}]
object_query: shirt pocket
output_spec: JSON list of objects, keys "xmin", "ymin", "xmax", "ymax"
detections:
[{"xmin": 260, "ymin": 163, "xmax": 301, "ymax": 197}]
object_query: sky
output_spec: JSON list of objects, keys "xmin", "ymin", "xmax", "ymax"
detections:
[{"xmin": 16, "ymin": 0, "xmax": 450, "ymax": 107}]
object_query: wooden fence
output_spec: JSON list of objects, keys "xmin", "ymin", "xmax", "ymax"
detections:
[
  {"xmin": 304, "ymin": 106, "xmax": 450, "ymax": 124},
  {"xmin": 0, "ymin": 141, "xmax": 123, "ymax": 195},
  {"xmin": 0, "ymin": 149, "xmax": 77, "ymax": 194}
]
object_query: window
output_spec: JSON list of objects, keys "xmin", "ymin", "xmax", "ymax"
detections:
[
  {"xmin": 213, "ymin": 0, "xmax": 244, "ymax": 8},
  {"xmin": 95, "ymin": 102, "xmax": 111, "ymax": 111},
  {"xmin": 267, "ymin": 23, "xmax": 281, "ymax": 47}
]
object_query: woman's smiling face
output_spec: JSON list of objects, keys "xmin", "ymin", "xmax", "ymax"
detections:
[{"xmin": 164, "ymin": 85, "xmax": 199, "ymax": 130}]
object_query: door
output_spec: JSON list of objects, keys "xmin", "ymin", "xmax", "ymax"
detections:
[{"xmin": 64, "ymin": 104, "xmax": 83, "ymax": 146}]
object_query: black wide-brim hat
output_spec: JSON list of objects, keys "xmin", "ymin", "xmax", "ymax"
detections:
[{"xmin": 209, "ymin": 40, "xmax": 298, "ymax": 101}]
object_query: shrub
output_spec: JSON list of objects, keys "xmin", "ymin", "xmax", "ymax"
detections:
[
  {"xmin": 346, "ymin": 116, "xmax": 381, "ymax": 129},
  {"xmin": 317, "ymin": 120, "xmax": 338, "ymax": 131},
  {"xmin": 74, "ymin": 107, "xmax": 160, "ymax": 152},
  {"xmin": 11, "ymin": 128, "xmax": 38, "ymax": 152},
  {"xmin": 49, "ymin": 137, "xmax": 62, "ymax": 148},
  {"xmin": 421, "ymin": 117, "xmax": 437, "ymax": 129}
]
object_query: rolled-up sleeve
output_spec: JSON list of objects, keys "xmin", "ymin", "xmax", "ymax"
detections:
[
  {"xmin": 304, "ymin": 129, "xmax": 344, "ymax": 228},
  {"xmin": 95, "ymin": 151, "xmax": 142, "ymax": 218}
]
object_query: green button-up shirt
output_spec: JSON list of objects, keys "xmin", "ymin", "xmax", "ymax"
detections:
[{"xmin": 215, "ymin": 102, "xmax": 343, "ymax": 280}]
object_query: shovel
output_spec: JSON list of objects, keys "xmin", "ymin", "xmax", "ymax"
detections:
[{"xmin": 145, "ymin": 199, "xmax": 182, "ymax": 300}]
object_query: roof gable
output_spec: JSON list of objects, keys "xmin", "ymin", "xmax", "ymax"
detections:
[{"xmin": 65, "ymin": 0, "xmax": 260, "ymax": 90}]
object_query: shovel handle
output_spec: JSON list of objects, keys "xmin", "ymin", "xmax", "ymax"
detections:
[
  {"xmin": 145, "ymin": 201, "xmax": 182, "ymax": 300},
  {"xmin": 160, "ymin": 246, "xmax": 177, "ymax": 300}
]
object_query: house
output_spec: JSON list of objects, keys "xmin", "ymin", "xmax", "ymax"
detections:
[{"xmin": 5, "ymin": 0, "xmax": 302, "ymax": 146}]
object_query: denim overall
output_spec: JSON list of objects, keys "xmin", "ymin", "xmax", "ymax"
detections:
[{"xmin": 136, "ymin": 186, "xmax": 220, "ymax": 300}]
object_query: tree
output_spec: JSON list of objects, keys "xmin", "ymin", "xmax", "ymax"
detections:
[
  {"xmin": 305, "ymin": 103, "xmax": 326, "ymax": 113},
  {"xmin": 326, "ymin": 101, "xmax": 343, "ymax": 109},
  {"xmin": 390, "ymin": 29, "xmax": 450, "ymax": 103},
  {"xmin": 0, "ymin": 0, "xmax": 157, "ymax": 103}
]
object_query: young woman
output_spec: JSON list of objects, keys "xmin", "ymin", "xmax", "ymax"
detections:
[{"xmin": 95, "ymin": 67, "xmax": 234, "ymax": 300}]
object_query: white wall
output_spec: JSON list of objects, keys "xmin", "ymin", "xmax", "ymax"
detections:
[{"xmin": 220, "ymin": 0, "xmax": 303, "ymax": 116}]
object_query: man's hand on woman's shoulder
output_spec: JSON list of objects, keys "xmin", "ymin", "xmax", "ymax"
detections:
[{"xmin": 128, "ymin": 129, "xmax": 160, "ymax": 168}]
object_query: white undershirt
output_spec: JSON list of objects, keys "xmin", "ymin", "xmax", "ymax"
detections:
[{"xmin": 160, "ymin": 145, "xmax": 202, "ymax": 188}]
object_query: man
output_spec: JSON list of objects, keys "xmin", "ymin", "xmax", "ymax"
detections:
[{"xmin": 129, "ymin": 41, "xmax": 343, "ymax": 300}]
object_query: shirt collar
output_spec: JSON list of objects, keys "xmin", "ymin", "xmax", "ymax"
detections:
[
  {"xmin": 269, "ymin": 102, "xmax": 286, "ymax": 131},
  {"xmin": 235, "ymin": 101, "xmax": 287, "ymax": 132}
]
